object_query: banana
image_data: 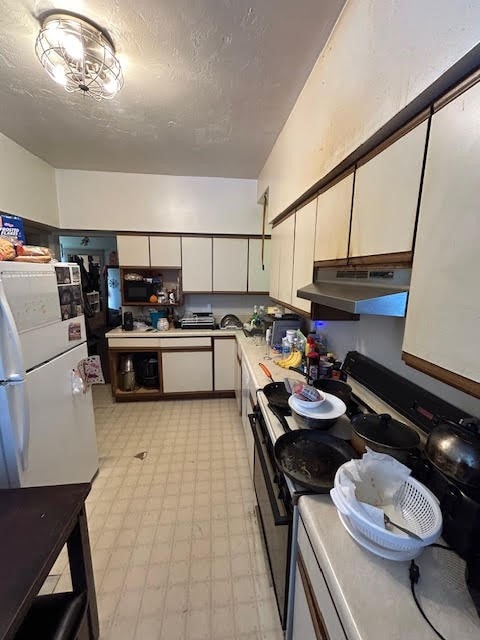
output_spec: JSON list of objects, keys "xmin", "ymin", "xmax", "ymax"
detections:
[
  {"xmin": 276, "ymin": 353, "xmax": 293, "ymax": 368},
  {"xmin": 276, "ymin": 350, "xmax": 303, "ymax": 369},
  {"xmin": 289, "ymin": 351, "xmax": 303, "ymax": 368}
]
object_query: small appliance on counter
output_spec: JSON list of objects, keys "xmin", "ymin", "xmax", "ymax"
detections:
[
  {"xmin": 122, "ymin": 311, "xmax": 134, "ymax": 331},
  {"xmin": 180, "ymin": 313, "xmax": 216, "ymax": 330},
  {"xmin": 268, "ymin": 314, "xmax": 301, "ymax": 346}
]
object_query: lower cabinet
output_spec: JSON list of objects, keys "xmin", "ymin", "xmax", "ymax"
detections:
[
  {"xmin": 162, "ymin": 351, "xmax": 213, "ymax": 393},
  {"xmin": 234, "ymin": 344, "xmax": 242, "ymax": 414},
  {"xmin": 292, "ymin": 517, "xmax": 346, "ymax": 640},
  {"xmin": 108, "ymin": 334, "xmax": 239, "ymax": 400},
  {"xmin": 241, "ymin": 358, "xmax": 255, "ymax": 476},
  {"xmin": 213, "ymin": 337, "xmax": 236, "ymax": 391}
]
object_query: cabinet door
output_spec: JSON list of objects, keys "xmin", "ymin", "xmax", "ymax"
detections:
[
  {"xmin": 350, "ymin": 120, "xmax": 428, "ymax": 258},
  {"xmin": 162, "ymin": 351, "xmax": 213, "ymax": 392},
  {"xmin": 403, "ymin": 85, "xmax": 480, "ymax": 395},
  {"xmin": 292, "ymin": 564, "xmax": 318, "ymax": 640},
  {"xmin": 269, "ymin": 225, "xmax": 281, "ymax": 300},
  {"xmin": 149, "ymin": 236, "xmax": 181, "ymax": 267},
  {"xmin": 117, "ymin": 235, "xmax": 150, "ymax": 266},
  {"xmin": 277, "ymin": 215, "xmax": 295, "ymax": 305},
  {"xmin": 241, "ymin": 359, "xmax": 254, "ymax": 476},
  {"xmin": 214, "ymin": 337, "xmax": 236, "ymax": 391},
  {"xmin": 291, "ymin": 200, "xmax": 316, "ymax": 313},
  {"xmin": 315, "ymin": 174, "xmax": 353, "ymax": 262},
  {"xmin": 181, "ymin": 237, "xmax": 212, "ymax": 292},
  {"xmin": 213, "ymin": 238, "xmax": 248, "ymax": 291},
  {"xmin": 248, "ymin": 238, "xmax": 270, "ymax": 292},
  {"xmin": 234, "ymin": 352, "xmax": 242, "ymax": 414}
]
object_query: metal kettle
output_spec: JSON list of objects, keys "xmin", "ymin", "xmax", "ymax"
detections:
[
  {"xmin": 425, "ymin": 417, "xmax": 480, "ymax": 489},
  {"xmin": 119, "ymin": 354, "xmax": 135, "ymax": 391}
]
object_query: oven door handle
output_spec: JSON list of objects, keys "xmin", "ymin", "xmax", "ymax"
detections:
[{"xmin": 249, "ymin": 413, "xmax": 290, "ymax": 526}]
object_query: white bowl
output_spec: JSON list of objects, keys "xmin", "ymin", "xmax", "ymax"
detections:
[
  {"xmin": 292, "ymin": 390, "xmax": 326, "ymax": 409},
  {"xmin": 288, "ymin": 393, "xmax": 346, "ymax": 421}
]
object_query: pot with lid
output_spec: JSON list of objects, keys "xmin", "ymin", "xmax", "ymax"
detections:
[{"xmin": 350, "ymin": 413, "xmax": 421, "ymax": 463}]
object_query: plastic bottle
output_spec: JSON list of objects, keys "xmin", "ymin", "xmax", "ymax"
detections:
[
  {"xmin": 281, "ymin": 336, "xmax": 291, "ymax": 358},
  {"xmin": 307, "ymin": 352, "xmax": 319, "ymax": 385},
  {"xmin": 316, "ymin": 332, "xmax": 328, "ymax": 355},
  {"xmin": 306, "ymin": 333, "xmax": 316, "ymax": 357}
]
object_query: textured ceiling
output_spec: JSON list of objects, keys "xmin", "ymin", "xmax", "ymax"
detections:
[{"xmin": 0, "ymin": 0, "xmax": 345, "ymax": 178}]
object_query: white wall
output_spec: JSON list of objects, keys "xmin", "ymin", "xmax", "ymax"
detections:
[
  {"xmin": 57, "ymin": 170, "xmax": 263, "ymax": 235},
  {"xmin": 259, "ymin": 0, "xmax": 480, "ymax": 221},
  {"xmin": 315, "ymin": 317, "xmax": 480, "ymax": 417},
  {"xmin": 0, "ymin": 133, "xmax": 58, "ymax": 227}
]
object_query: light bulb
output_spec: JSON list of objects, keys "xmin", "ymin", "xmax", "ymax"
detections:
[
  {"xmin": 53, "ymin": 65, "xmax": 67, "ymax": 86},
  {"xmin": 61, "ymin": 33, "xmax": 83, "ymax": 60},
  {"xmin": 103, "ymin": 77, "xmax": 118, "ymax": 94}
]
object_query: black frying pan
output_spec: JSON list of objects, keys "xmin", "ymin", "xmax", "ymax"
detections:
[
  {"xmin": 263, "ymin": 381, "xmax": 291, "ymax": 411},
  {"xmin": 313, "ymin": 378, "xmax": 352, "ymax": 404},
  {"xmin": 274, "ymin": 430, "xmax": 358, "ymax": 492}
]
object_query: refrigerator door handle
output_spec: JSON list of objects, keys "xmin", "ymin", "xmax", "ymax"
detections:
[
  {"xmin": 0, "ymin": 276, "xmax": 24, "ymax": 379},
  {"xmin": 9, "ymin": 380, "xmax": 30, "ymax": 471}
]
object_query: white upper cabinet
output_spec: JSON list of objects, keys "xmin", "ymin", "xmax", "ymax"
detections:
[
  {"xmin": 315, "ymin": 173, "xmax": 353, "ymax": 262},
  {"xmin": 277, "ymin": 215, "xmax": 295, "ymax": 305},
  {"xmin": 350, "ymin": 120, "xmax": 428, "ymax": 258},
  {"xmin": 181, "ymin": 237, "xmax": 212, "ymax": 292},
  {"xmin": 403, "ymin": 84, "xmax": 480, "ymax": 396},
  {"xmin": 213, "ymin": 238, "xmax": 248, "ymax": 292},
  {"xmin": 248, "ymin": 238, "xmax": 270, "ymax": 292},
  {"xmin": 149, "ymin": 236, "xmax": 181, "ymax": 267},
  {"xmin": 269, "ymin": 225, "xmax": 281, "ymax": 300},
  {"xmin": 117, "ymin": 235, "xmax": 150, "ymax": 266},
  {"xmin": 291, "ymin": 200, "xmax": 316, "ymax": 312}
]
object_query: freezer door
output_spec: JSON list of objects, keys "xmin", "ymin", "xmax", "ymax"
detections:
[
  {"xmin": 0, "ymin": 262, "xmax": 70, "ymax": 372},
  {"xmin": 18, "ymin": 343, "xmax": 99, "ymax": 487}
]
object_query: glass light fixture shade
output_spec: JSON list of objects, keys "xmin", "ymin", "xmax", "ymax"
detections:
[{"xmin": 35, "ymin": 14, "xmax": 124, "ymax": 100}]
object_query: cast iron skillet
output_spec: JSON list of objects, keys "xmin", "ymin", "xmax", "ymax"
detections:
[
  {"xmin": 313, "ymin": 379, "xmax": 352, "ymax": 405},
  {"xmin": 263, "ymin": 381, "xmax": 291, "ymax": 411},
  {"xmin": 274, "ymin": 430, "xmax": 358, "ymax": 492}
]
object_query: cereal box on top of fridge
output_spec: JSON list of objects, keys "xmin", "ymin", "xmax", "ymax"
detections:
[{"xmin": 0, "ymin": 213, "xmax": 25, "ymax": 243}]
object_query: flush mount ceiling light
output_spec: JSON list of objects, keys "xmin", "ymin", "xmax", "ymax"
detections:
[{"xmin": 35, "ymin": 13, "xmax": 124, "ymax": 100}]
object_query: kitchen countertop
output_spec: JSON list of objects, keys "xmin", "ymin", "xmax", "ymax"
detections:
[
  {"xmin": 299, "ymin": 495, "xmax": 479, "ymax": 640},
  {"xmin": 105, "ymin": 326, "xmax": 239, "ymax": 339}
]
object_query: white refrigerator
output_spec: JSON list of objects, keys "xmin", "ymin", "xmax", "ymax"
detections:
[{"xmin": 0, "ymin": 261, "xmax": 99, "ymax": 487}]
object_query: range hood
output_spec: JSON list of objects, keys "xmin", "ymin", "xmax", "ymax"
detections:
[{"xmin": 297, "ymin": 269, "xmax": 410, "ymax": 317}]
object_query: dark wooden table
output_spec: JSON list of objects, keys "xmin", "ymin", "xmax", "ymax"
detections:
[{"xmin": 0, "ymin": 483, "xmax": 99, "ymax": 640}]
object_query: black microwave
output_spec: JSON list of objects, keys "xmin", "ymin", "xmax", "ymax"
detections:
[{"xmin": 123, "ymin": 279, "xmax": 154, "ymax": 303}]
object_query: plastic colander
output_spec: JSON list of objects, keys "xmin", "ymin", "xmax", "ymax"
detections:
[{"xmin": 331, "ymin": 469, "xmax": 442, "ymax": 553}]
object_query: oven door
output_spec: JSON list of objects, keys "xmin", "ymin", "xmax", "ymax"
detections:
[{"xmin": 250, "ymin": 411, "xmax": 292, "ymax": 629}]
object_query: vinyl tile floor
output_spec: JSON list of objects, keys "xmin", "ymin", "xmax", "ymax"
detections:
[{"xmin": 46, "ymin": 386, "xmax": 284, "ymax": 640}]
